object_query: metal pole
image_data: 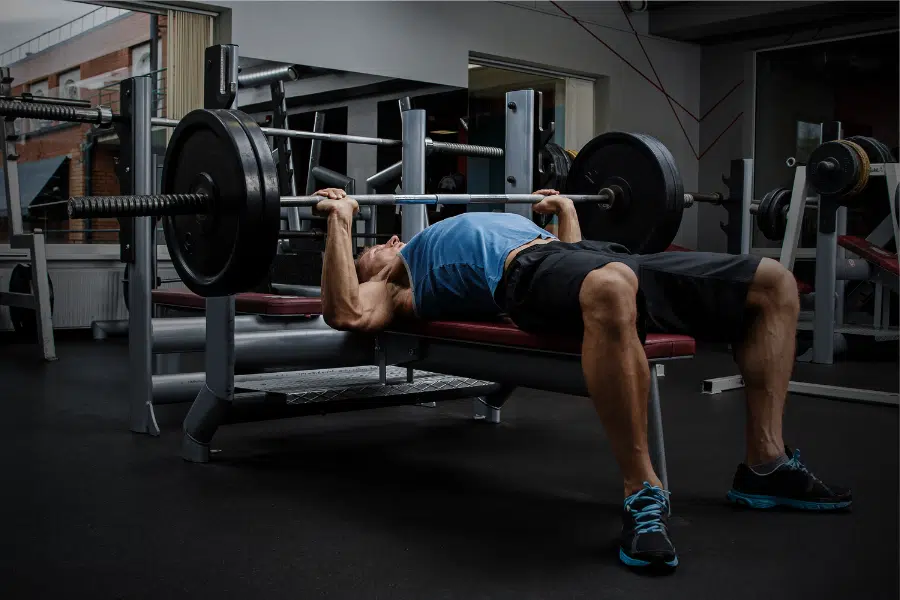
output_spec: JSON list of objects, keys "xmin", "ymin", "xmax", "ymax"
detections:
[
  {"xmin": 504, "ymin": 90, "xmax": 535, "ymax": 219},
  {"xmin": 647, "ymin": 367, "xmax": 668, "ymax": 490},
  {"xmin": 401, "ymin": 109, "xmax": 427, "ymax": 241},
  {"xmin": 779, "ymin": 166, "xmax": 810, "ymax": 271},
  {"xmin": 238, "ymin": 65, "xmax": 300, "ymax": 88},
  {"xmin": 149, "ymin": 15, "xmax": 158, "ymax": 116},
  {"xmin": 128, "ymin": 75, "xmax": 159, "ymax": 435},
  {"xmin": 812, "ymin": 196, "xmax": 839, "ymax": 364},
  {"xmin": 740, "ymin": 159, "xmax": 753, "ymax": 255}
]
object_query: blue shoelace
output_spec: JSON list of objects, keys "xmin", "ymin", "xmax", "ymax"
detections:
[
  {"xmin": 783, "ymin": 449, "xmax": 829, "ymax": 491},
  {"xmin": 624, "ymin": 482, "xmax": 670, "ymax": 534}
]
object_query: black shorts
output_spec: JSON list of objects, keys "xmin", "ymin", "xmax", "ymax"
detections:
[{"xmin": 496, "ymin": 241, "xmax": 762, "ymax": 344}]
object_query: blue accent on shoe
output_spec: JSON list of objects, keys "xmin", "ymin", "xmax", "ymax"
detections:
[
  {"xmin": 624, "ymin": 483, "xmax": 670, "ymax": 534},
  {"xmin": 726, "ymin": 489, "xmax": 852, "ymax": 510},
  {"xmin": 619, "ymin": 548, "xmax": 679, "ymax": 568}
]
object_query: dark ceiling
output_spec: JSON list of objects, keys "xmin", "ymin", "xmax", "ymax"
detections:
[{"xmin": 646, "ymin": 1, "xmax": 899, "ymax": 45}]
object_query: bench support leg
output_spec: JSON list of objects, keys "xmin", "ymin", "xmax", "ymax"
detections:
[
  {"xmin": 647, "ymin": 367, "xmax": 669, "ymax": 491},
  {"xmin": 474, "ymin": 386, "xmax": 515, "ymax": 424},
  {"xmin": 182, "ymin": 296, "xmax": 235, "ymax": 463}
]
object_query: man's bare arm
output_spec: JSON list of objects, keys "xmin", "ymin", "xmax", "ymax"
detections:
[
  {"xmin": 554, "ymin": 201, "xmax": 582, "ymax": 243},
  {"xmin": 318, "ymin": 191, "xmax": 398, "ymax": 332},
  {"xmin": 532, "ymin": 189, "xmax": 582, "ymax": 243}
]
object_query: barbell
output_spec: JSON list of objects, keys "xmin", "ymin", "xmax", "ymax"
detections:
[{"xmin": 62, "ymin": 108, "xmax": 727, "ymax": 296}]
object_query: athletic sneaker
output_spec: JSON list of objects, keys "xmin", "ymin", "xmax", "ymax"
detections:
[
  {"xmin": 727, "ymin": 447, "xmax": 852, "ymax": 510},
  {"xmin": 619, "ymin": 483, "xmax": 678, "ymax": 570}
]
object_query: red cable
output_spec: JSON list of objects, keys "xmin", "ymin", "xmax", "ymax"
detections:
[
  {"xmin": 699, "ymin": 80, "xmax": 743, "ymax": 122},
  {"xmin": 548, "ymin": 1, "xmax": 698, "ymax": 119},
  {"xmin": 549, "ymin": 1, "xmax": 746, "ymax": 160},
  {"xmin": 698, "ymin": 112, "xmax": 743, "ymax": 160},
  {"xmin": 618, "ymin": 4, "xmax": 698, "ymax": 158}
]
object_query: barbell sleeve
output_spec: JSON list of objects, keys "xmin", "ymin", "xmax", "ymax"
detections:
[
  {"xmin": 238, "ymin": 65, "xmax": 301, "ymax": 88},
  {"xmin": 683, "ymin": 192, "xmax": 723, "ymax": 206},
  {"xmin": 0, "ymin": 99, "xmax": 114, "ymax": 126},
  {"xmin": 68, "ymin": 194, "xmax": 210, "ymax": 218},
  {"xmin": 427, "ymin": 140, "xmax": 504, "ymax": 158}
]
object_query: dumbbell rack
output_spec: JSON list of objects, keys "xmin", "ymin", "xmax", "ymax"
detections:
[{"xmin": 0, "ymin": 67, "xmax": 56, "ymax": 360}]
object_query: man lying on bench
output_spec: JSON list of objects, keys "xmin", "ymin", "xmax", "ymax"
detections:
[{"xmin": 313, "ymin": 187, "xmax": 850, "ymax": 572}]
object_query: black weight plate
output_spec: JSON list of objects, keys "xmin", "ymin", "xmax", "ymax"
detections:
[
  {"xmin": 542, "ymin": 143, "xmax": 572, "ymax": 191},
  {"xmin": 8, "ymin": 263, "xmax": 54, "ymax": 335},
  {"xmin": 846, "ymin": 136, "xmax": 886, "ymax": 165},
  {"xmin": 632, "ymin": 132, "xmax": 685, "ymax": 252},
  {"xmin": 162, "ymin": 109, "xmax": 261, "ymax": 297},
  {"xmin": 770, "ymin": 187, "xmax": 792, "ymax": 241},
  {"xmin": 871, "ymin": 137, "xmax": 896, "ymax": 163},
  {"xmin": 567, "ymin": 132, "xmax": 683, "ymax": 254},
  {"xmin": 808, "ymin": 140, "xmax": 860, "ymax": 196},
  {"xmin": 755, "ymin": 188, "xmax": 780, "ymax": 241},
  {"xmin": 227, "ymin": 109, "xmax": 282, "ymax": 293}
]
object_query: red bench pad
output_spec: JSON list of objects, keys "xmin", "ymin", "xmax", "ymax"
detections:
[
  {"xmin": 388, "ymin": 320, "xmax": 695, "ymax": 359},
  {"xmin": 838, "ymin": 235, "xmax": 899, "ymax": 276},
  {"xmin": 151, "ymin": 290, "xmax": 324, "ymax": 316},
  {"xmin": 152, "ymin": 290, "xmax": 695, "ymax": 358}
]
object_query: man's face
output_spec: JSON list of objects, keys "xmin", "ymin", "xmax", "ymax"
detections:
[{"xmin": 357, "ymin": 235, "xmax": 404, "ymax": 281}]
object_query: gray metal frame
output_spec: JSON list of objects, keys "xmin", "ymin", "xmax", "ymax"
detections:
[
  {"xmin": 0, "ymin": 67, "xmax": 56, "ymax": 360},
  {"xmin": 127, "ymin": 76, "xmax": 158, "ymax": 434},
  {"xmin": 400, "ymin": 108, "xmax": 427, "ymax": 241},
  {"xmin": 503, "ymin": 90, "xmax": 534, "ymax": 220}
]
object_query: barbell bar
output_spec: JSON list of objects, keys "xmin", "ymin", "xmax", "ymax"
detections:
[{"xmin": 67, "ymin": 189, "xmax": 735, "ymax": 219}]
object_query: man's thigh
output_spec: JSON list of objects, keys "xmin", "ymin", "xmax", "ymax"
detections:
[
  {"xmin": 503, "ymin": 242, "xmax": 643, "ymax": 337},
  {"xmin": 636, "ymin": 251, "xmax": 762, "ymax": 342}
]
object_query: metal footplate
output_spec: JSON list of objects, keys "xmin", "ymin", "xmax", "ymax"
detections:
[{"xmin": 233, "ymin": 366, "xmax": 499, "ymax": 406}]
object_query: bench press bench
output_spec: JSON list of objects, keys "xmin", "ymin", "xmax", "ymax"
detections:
[{"xmin": 152, "ymin": 290, "xmax": 695, "ymax": 485}]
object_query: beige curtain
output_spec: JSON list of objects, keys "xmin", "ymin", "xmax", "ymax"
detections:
[{"xmin": 165, "ymin": 10, "xmax": 214, "ymax": 121}]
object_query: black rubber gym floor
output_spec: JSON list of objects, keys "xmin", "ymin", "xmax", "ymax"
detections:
[{"xmin": 2, "ymin": 337, "xmax": 897, "ymax": 599}]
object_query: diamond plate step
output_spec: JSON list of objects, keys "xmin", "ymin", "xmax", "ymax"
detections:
[{"xmin": 234, "ymin": 366, "xmax": 498, "ymax": 405}]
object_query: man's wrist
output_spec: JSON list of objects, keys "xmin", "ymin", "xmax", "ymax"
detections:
[
  {"xmin": 327, "ymin": 211, "xmax": 355, "ymax": 229},
  {"xmin": 556, "ymin": 199, "xmax": 576, "ymax": 216}
]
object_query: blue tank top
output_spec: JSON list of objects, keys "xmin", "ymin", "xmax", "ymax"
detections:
[{"xmin": 399, "ymin": 212, "xmax": 556, "ymax": 320}]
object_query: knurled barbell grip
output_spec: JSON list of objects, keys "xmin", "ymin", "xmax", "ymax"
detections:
[{"xmin": 67, "ymin": 193, "xmax": 211, "ymax": 218}]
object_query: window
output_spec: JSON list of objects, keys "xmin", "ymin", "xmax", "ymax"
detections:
[{"xmin": 59, "ymin": 68, "xmax": 81, "ymax": 101}]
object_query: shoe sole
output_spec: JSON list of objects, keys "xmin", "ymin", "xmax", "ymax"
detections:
[
  {"xmin": 726, "ymin": 490, "xmax": 852, "ymax": 510},
  {"xmin": 619, "ymin": 548, "xmax": 679, "ymax": 569}
]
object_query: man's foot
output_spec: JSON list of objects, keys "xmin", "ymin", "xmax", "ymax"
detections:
[
  {"xmin": 727, "ymin": 447, "xmax": 852, "ymax": 510},
  {"xmin": 620, "ymin": 483, "xmax": 678, "ymax": 571}
]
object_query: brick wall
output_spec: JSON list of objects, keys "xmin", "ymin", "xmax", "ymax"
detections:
[{"xmin": 9, "ymin": 15, "xmax": 171, "ymax": 245}]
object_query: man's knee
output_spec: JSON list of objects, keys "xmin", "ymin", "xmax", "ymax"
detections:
[
  {"xmin": 750, "ymin": 258, "xmax": 800, "ymax": 317},
  {"xmin": 579, "ymin": 263, "xmax": 639, "ymax": 331}
]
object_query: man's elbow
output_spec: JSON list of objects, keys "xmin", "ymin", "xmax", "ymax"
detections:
[
  {"xmin": 324, "ymin": 312, "xmax": 376, "ymax": 332},
  {"xmin": 324, "ymin": 312, "xmax": 357, "ymax": 331}
]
